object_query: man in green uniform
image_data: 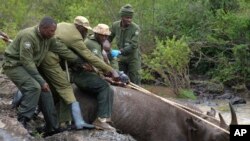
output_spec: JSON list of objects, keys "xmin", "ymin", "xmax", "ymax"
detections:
[
  {"xmin": 40, "ymin": 16, "xmax": 119, "ymax": 130},
  {"xmin": 108, "ymin": 4, "xmax": 141, "ymax": 85},
  {"xmin": 2, "ymin": 17, "xmax": 77, "ymax": 135},
  {"xmin": 82, "ymin": 23, "xmax": 117, "ymax": 130}
]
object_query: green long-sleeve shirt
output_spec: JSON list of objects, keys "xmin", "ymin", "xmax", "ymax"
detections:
[
  {"xmin": 108, "ymin": 20, "xmax": 140, "ymax": 60},
  {"xmin": 55, "ymin": 22, "xmax": 113, "ymax": 73},
  {"xmin": 3, "ymin": 26, "xmax": 77, "ymax": 85},
  {"xmin": 84, "ymin": 35, "xmax": 103, "ymax": 60}
]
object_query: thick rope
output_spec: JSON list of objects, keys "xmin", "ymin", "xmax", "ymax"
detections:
[{"xmin": 127, "ymin": 82, "xmax": 230, "ymax": 134}]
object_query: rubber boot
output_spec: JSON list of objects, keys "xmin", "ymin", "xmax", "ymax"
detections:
[
  {"xmin": 12, "ymin": 90, "xmax": 23, "ymax": 109},
  {"xmin": 70, "ymin": 101, "xmax": 95, "ymax": 129}
]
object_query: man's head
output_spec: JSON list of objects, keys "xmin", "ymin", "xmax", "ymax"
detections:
[
  {"xmin": 93, "ymin": 24, "xmax": 111, "ymax": 44},
  {"xmin": 119, "ymin": 4, "xmax": 134, "ymax": 27},
  {"xmin": 103, "ymin": 40, "xmax": 111, "ymax": 52},
  {"xmin": 39, "ymin": 16, "xmax": 57, "ymax": 39},
  {"xmin": 74, "ymin": 16, "xmax": 92, "ymax": 39}
]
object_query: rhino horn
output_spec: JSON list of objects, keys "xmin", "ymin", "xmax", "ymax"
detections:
[
  {"xmin": 218, "ymin": 113, "xmax": 228, "ymax": 129},
  {"xmin": 229, "ymin": 102, "xmax": 238, "ymax": 125}
]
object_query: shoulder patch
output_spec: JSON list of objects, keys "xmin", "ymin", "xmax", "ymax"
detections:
[
  {"xmin": 24, "ymin": 41, "xmax": 31, "ymax": 49},
  {"xmin": 92, "ymin": 49, "xmax": 98, "ymax": 55},
  {"xmin": 135, "ymin": 30, "xmax": 139, "ymax": 35}
]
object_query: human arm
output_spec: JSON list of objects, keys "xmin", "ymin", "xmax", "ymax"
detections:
[
  {"xmin": 19, "ymin": 37, "xmax": 46, "ymax": 86},
  {"xmin": 0, "ymin": 31, "xmax": 12, "ymax": 43},
  {"xmin": 120, "ymin": 27, "xmax": 140, "ymax": 55},
  {"xmin": 70, "ymin": 39, "xmax": 114, "ymax": 73},
  {"xmin": 49, "ymin": 39, "xmax": 78, "ymax": 63},
  {"xmin": 71, "ymin": 40, "xmax": 120, "ymax": 80}
]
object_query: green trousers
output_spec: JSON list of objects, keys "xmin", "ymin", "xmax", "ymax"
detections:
[
  {"xmin": 119, "ymin": 57, "xmax": 141, "ymax": 85},
  {"xmin": 71, "ymin": 71, "xmax": 114, "ymax": 118},
  {"xmin": 39, "ymin": 51, "xmax": 76, "ymax": 104},
  {"xmin": 39, "ymin": 51, "xmax": 75, "ymax": 122},
  {"xmin": 4, "ymin": 66, "xmax": 58, "ymax": 131}
]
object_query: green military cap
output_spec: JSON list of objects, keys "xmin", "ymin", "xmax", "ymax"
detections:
[{"xmin": 119, "ymin": 4, "xmax": 134, "ymax": 17}]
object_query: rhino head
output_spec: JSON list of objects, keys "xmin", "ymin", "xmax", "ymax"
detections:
[{"xmin": 186, "ymin": 117, "xmax": 229, "ymax": 141}]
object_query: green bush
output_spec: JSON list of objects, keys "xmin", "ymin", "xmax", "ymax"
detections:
[
  {"xmin": 142, "ymin": 36, "xmax": 191, "ymax": 94},
  {"xmin": 178, "ymin": 89, "xmax": 197, "ymax": 100}
]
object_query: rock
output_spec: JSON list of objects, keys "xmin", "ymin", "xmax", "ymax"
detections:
[
  {"xmin": 230, "ymin": 96, "xmax": 247, "ymax": 105},
  {"xmin": 191, "ymin": 80, "xmax": 224, "ymax": 94},
  {"xmin": 216, "ymin": 93, "xmax": 233, "ymax": 99},
  {"xmin": 45, "ymin": 130, "xmax": 135, "ymax": 141}
]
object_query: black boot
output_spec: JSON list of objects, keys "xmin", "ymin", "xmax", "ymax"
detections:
[
  {"xmin": 36, "ymin": 126, "xmax": 65, "ymax": 138},
  {"xmin": 18, "ymin": 116, "xmax": 30, "ymax": 128}
]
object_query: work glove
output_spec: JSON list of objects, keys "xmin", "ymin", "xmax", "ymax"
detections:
[
  {"xmin": 111, "ymin": 50, "xmax": 121, "ymax": 58},
  {"xmin": 118, "ymin": 71, "xmax": 130, "ymax": 84}
]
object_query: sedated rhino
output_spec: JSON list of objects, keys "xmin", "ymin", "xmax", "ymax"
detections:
[{"xmin": 74, "ymin": 85, "xmax": 230, "ymax": 141}]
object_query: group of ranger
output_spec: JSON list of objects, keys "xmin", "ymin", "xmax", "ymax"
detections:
[{"xmin": 0, "ymin": 4, "xmax": 141, "ymax": 136}]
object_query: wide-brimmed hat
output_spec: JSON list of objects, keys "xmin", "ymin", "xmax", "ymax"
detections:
[
  {"xmin": 74, "ymin": 16, "xmax": 92, "ymax": 30},
  {"xmin": 93, "ymin": 24, "xmax": 111, "ymax": 36}
]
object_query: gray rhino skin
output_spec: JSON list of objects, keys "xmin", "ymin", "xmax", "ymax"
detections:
[{"xmin": 73, "ymin": 85, "xmax": 229, "ymax": 141}]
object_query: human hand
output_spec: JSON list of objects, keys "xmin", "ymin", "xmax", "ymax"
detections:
[
  {"xmin": 103, "ymin": 76, "xmax": 126, "ymax": 87},
  {"xmin": 0, "ymin": 32, "xmax": 11, "ymax": 43},
  {"xmin": 41, "ymin": 83, "xmax": 50, "ymax": 92},
  {"xmin": 82, "ymin": 63, "xmax": 95, "ymax": 72},
  {"xmin": 111, "ymin": 50, "xmax": 121, "ymax": 58},
  {"xmin": 110, "ymin": 69, "xmax": 120, "ymax": 81}
]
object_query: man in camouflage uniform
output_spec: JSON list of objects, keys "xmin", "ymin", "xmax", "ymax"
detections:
[
  {"xmin": 108, "ymin": 4, "xmax": 141, "ymax": 85},
  {"xmin": 39, "ymin": 16, "xmax": 119, "ymax": 130},
  {"xmin": 2, "ymin": 17, "xmax": 77, "ymax": 135},
  {"xmin": 82, "ymin": 23, "xmax": 117, "ymax": 130}
]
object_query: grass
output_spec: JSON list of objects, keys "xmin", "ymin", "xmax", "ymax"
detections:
[{"xmin": 178, "ymin": 89, "xmax": 197, "ymax": 100}]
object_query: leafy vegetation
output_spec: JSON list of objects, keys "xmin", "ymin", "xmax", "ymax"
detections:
[
  {"xmin": 143, "ymin": 36, "xmax": 191, "ymax": 94},
  {"xmin": 1, "ymin": 0, "xmax": 250, "ymax": 94}
]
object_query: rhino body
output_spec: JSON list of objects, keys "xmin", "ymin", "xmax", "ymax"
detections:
[{"xmin": 74, "ymin": 85, "xmax": 229, "ymax": 141}]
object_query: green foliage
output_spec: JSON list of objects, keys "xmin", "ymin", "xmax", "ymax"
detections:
[
  {"xmin": 178, "ymin": 89, "xmax": 197, "ymax": 100},
  {"xmin": 212, "ymin": 44, "xmax": 250, "ymax": 86},
  {"xmin": 143, "ymin": 36, "xmax": 191, "ymax": 94},
  {"xmin": 1, "ymin": 0, "xmax": 250, "ymax": 90}
]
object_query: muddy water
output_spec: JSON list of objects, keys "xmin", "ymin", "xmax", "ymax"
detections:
[
  {"xmin": 143, "ymin": 85, "xmax": 250, "ymax": 125},
  {"xmin": 193, "ymin": 99, "xmax": 250, "ymax": 124}
]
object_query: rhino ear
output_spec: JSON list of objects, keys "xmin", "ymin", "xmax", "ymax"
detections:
[
  {"xmin": 218, "ymin": 113, "xmax": 228, "ymax": 129},
  {"xmin": 186, "ymin": 117, "xmax": 198, "ymax": 131},
  {"xmin": 206, "ymin": 107, "xmax": 216, "ymax": 117}
]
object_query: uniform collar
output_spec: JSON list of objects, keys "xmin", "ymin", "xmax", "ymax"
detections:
[
  {"xmin": 35, "ymin": 26, "xmax": 45, "ymax": 40},
  {"xmin": 119, "ymin": 20, "xmax": 131, "ymax": 30},
  {"xmin": 88, "ymin": 34, "xmax": 102, "ymax": 45}
]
